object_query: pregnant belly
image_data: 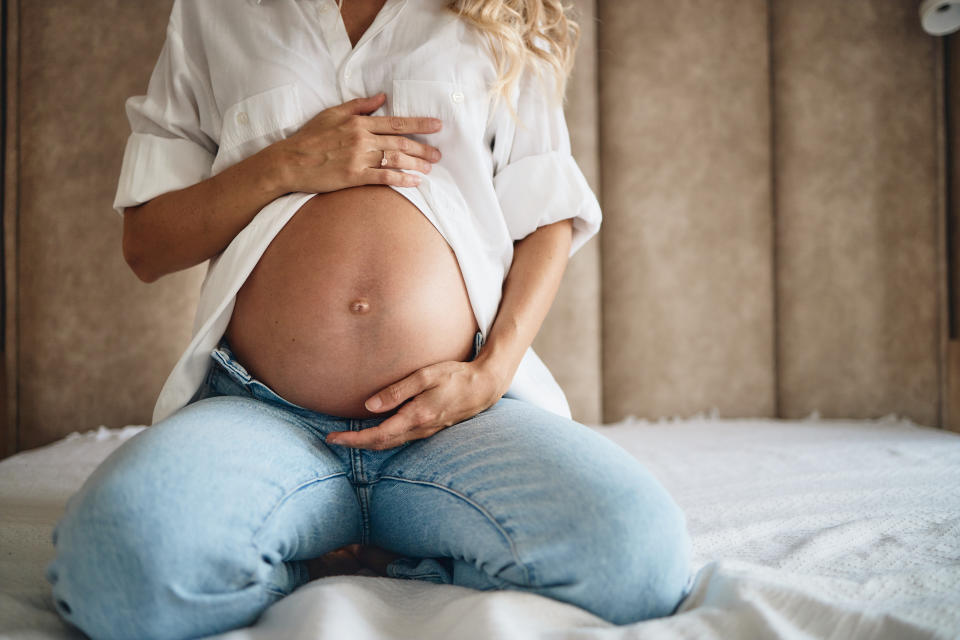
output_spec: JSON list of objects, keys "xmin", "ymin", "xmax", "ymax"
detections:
[{"xmin": 223, "ymin": 185, "xmax": 479, "ymax": 419}]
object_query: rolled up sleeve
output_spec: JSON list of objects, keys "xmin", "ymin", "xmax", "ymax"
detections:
[
  {"xmin": 112, "ymin": 23, "xmax": 217, "ymax": 216},
  {"xmin": 491, "ymin": 66, "xmax": 601, "ymax": 257}
]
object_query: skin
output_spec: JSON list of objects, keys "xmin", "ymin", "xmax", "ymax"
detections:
[
  {"xmin": 317, "ymin": 0, "xmax": 575, "ymax": 449},
  {"xmin": 324, "ymin": 218, "xmax": 572, "ymax": 449},
  {"xmin": 222, "ymin": 180, "xmax": 482, "ymax": 419},
  {"xmin": 120, "ymin": 95, "xmax": 442, "ymax": 283},
  {"xmin": 122, "ymin": 0, "xmax": 576, "ymax": 449},
  {"xmin": 124, "ymin": 0, "xmax": 575, "ymax": 574}
]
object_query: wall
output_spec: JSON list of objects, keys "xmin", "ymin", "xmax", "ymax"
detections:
[
  {"xmin": 597, "ymin": 0, "xmax": 947, "ymax": 426},
  {"xmin": 3, "ymin": 0, "xmax": 204, "ymax": 455},
  {"xmin": 2, "ymin": 1, "xmax": 955, "ymax": 457}
]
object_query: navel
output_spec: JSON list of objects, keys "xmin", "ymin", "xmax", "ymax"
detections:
[{"xmin": 349, "ymin": 298, "xmax": 371, "ymax": 314}]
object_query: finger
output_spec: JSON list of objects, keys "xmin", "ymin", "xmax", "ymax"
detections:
[
  {"xmin": 341, "ymin": 92, "xmax": 387, "ymax": 115},
  {"xmin": 326, "ymin": 412, "xmax": 421, "ymax": 450},
  {"xmin": 375, "ymin": 134, "xmax": 442, "ymax": 163},
  {"xmin": 365, "ymin": 368, "xmax": 436, "ymax": 412},
  {"xmin": 359, "ymin": 167, "xmax": 422, "ymax": 187},
  {"xmin": 371, "ymin": 148, "xmax": 434, "ymax": 173},
  {"xmin": 366, "ymin": 115, "xmax": 443, "ymax": 136}
]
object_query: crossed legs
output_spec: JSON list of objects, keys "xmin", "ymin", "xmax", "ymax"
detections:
[{"xmin": 46, "ymin": 395, "xmax": 692, "ymax": 639}]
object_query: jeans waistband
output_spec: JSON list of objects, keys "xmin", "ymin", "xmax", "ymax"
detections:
[{"xmin": 206, "ymin": 330, "xmax": 486, "ymax": 417}]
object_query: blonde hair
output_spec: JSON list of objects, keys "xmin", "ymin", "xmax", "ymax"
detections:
[{"xmin": 445, "ymin": 0, "xmax": 581, "ymax": 123}]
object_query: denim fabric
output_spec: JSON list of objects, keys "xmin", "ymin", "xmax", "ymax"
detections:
[{"xmin": 46, "ymin": 334, "xmax": 695, "ymax": 640}]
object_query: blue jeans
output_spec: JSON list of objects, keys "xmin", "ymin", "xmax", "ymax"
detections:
[{"xmin": 46, "ymin": 334, "xmax": 694, "ymax": 640}]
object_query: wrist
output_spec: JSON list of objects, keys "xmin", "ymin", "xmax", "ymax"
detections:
[
  {"xmin": 246, "ymin": 143, "xmax": 291, "ymax": 199},
  {"xmin": 472, "ymin": 346, "xmax": 519, "ymax": 400},
  {"xmin": 472, "ymin": 358, "xmax": 512, "ymax": 405}
]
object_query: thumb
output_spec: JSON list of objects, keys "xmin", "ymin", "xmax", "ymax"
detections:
[{"xmin": 345, "ymin": 92, "xmax": 387, "ymax": 114}]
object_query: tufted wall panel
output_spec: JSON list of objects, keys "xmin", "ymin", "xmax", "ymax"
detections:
[
  {"xmin": 5, "ymin": 0, "xmax": 204, "ymax": 454},
  {"xmin": 772, "ymin": 0, "xmax": 942, "ymax": 427},
  {"xmin": 2, "ymin": 1, "xmax": 955, "ymax": 457},
  {"xmin": 597, "ymin": 0, "xmax": 776, "ymax": 422},
  {"xmin": 950, "ymin": 33, "xmax": 960, "ymax": 434},
  {"xmin": 1, "ymin": 0, "xmax": 16, "ymax": 459},
  {"xmin": 532, "ymin": 0, "xmax": 603, "ymax": 425},
  {"xmin": 596, "ymin": 0, "xmax": 949, "ymax": 427}
]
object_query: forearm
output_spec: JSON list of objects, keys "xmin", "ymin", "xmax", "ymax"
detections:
[
  {"xmin": 122, "ymin": 145, "xmax": 288, "ymax": 283},
  {"xmin": 474, "ymin": 218, "xmax": 573, "ymax": 395}
]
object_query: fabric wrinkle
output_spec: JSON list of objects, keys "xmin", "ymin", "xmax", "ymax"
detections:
[{"xmin": 111, "ymin": 0, "xmax": 600, "ymax": 425}]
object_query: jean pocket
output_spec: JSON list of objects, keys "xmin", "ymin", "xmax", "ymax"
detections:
[
  {"xmin": 247, "ymin": 378, "xmax": 310, "ymax": 412},
  {"xmin": 207, "ymin": 337, "xmax": 315, "ymax": 413},
  {"xmin": 186, "ymin": 364, "xmax": 220, "ymax": 405},
  {"xmin": 208, "ymin": 366, "xmax": 250, "ymax": 399}
]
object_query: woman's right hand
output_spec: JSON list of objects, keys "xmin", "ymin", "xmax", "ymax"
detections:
[{"xmin": 270, "ymin": 92, "xmax": 443, "ymax": 194}]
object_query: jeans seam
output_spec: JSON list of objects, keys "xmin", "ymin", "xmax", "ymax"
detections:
[
  {"xmin": 250, "ymin": 471, "xmax": 351, "ymax": 597},
  {"xmin": 377, "ymin": 475, "xmax": 533, "ymax": 586},
  {"xmin": 252, "ymin": 472, "xmax": 349, "ymax": 540}
]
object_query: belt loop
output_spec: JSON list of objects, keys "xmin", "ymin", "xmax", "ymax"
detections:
[{"xmin": 210, "ymin": 336, "xmax": 254, "ymax": 385}]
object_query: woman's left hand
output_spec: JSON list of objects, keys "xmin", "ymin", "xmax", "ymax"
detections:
[{"xmin": 324, "ymin": 360, "xmax": 506, "ymax": 450}]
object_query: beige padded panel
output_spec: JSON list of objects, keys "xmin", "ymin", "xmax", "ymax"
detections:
[
  {"xmin": 948, "ymin": 37, "xmax": 960, "ymax": 433},
  {"xmin": 531, "ymin": 0, "xmax": 603, "ymax": 424},
  {"xmin": 2, "ymin": 0, "xmax": 19, "ymax": 459},
  {"xmin": 597, "ymin": 1, "xmax": 775, "ymax": 422},
  {"xmin": 17, "ymin": 0, "xmax": 204, "ymax": 450},
  {"xmin": 949, "ymin": 342, "xmax": 960, "ymax": 433},
  {"xmin": 772, "ymin": 0, "xmax": 941, "ymax": 426},
  {"xmin": 0, "ymin": 2, "xmax": 20, "ymax": 459},
  {"xmin": 5, "ymin": 1, "xmax": 952, "ymax": 453},
  {"xmin": 11, "ymin": 0, "xmax": 602, "ymax": 452}
]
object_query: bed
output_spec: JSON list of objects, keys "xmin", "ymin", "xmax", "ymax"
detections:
[{"xmin": 1, "ymin": 413, "xmax": 958, "ymax": 640}]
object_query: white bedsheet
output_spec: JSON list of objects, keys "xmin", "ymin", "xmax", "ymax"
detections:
[{"xmin": 1, "ymin": 413, "xmax": 958, "ymax": 640}]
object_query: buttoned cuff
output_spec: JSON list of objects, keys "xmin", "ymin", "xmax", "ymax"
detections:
[
  {"xmin": 112, "ymin": 132, "xmax": 216, "ymax": 215},
  {"xmin": 493, "ymin": 151, "xmax": 602, "ymax": 257}
]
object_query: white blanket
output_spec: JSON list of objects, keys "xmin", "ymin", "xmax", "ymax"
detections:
[{"xmin": 1, "ymin": 413, "xmax": 958, "ymax": 640}]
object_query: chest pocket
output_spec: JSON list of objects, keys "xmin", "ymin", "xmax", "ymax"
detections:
[
  {"xmin": 390, "ymin": 79, "xmax": 487, "ymax": 135},
  {"xmin": 213, "ymin": 83, "xmax": 304, "ymax": 175}
]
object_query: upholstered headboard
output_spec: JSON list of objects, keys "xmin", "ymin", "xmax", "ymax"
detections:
[{"xmin": 3, "ymin": 0, "xmax": 958, "ymax": 458}]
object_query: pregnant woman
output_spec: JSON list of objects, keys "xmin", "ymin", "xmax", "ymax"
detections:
[{"xmin": 46, "ymin": 0, "xmax": 694, "ymax": 638}]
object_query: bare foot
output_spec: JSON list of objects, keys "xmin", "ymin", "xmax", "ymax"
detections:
[
  {"xmin": 306, "ymin": 544, "xmax": 404, "ymax": 579},
  {"xmin": 305, "ymin": 545, "xmax": 364, "ymax": 579},
  {"xmin": 354, "ymin": 544, "xmax": 404, "ymax": 576}
]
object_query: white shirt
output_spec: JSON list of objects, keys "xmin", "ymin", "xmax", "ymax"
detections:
[{"xmin": 112, "ymin": 0, "xmax": 602, "ymax": 425}]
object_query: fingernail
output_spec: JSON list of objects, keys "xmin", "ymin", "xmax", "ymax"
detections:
[
  {"xmin": 326, "ymin": 435, "xmax": 340, "ymax": 444},
  {"xmin": 366, "ymin": 397, "xmax": 382, "ymax": 411}
]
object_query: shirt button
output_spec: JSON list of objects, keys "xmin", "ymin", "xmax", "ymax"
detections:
[
  {"xmin": 344, "ymin": 68, "xmax": 352, "ymax": 79},
  {"xmin": 317, "ymin": 2, "xmax": 329, "ymax": 12},
  {"xmin": 451, "ymin": 91, "xmax": 464, "ymax": 103},
  {"xmin": 236, "ymin": 111, "xmax": 250, "ymax": 126}
]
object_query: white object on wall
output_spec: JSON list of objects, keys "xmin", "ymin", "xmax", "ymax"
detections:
[{"xmin": 920, "ymin": 0, "xmax": 960, "ymax": 36}]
